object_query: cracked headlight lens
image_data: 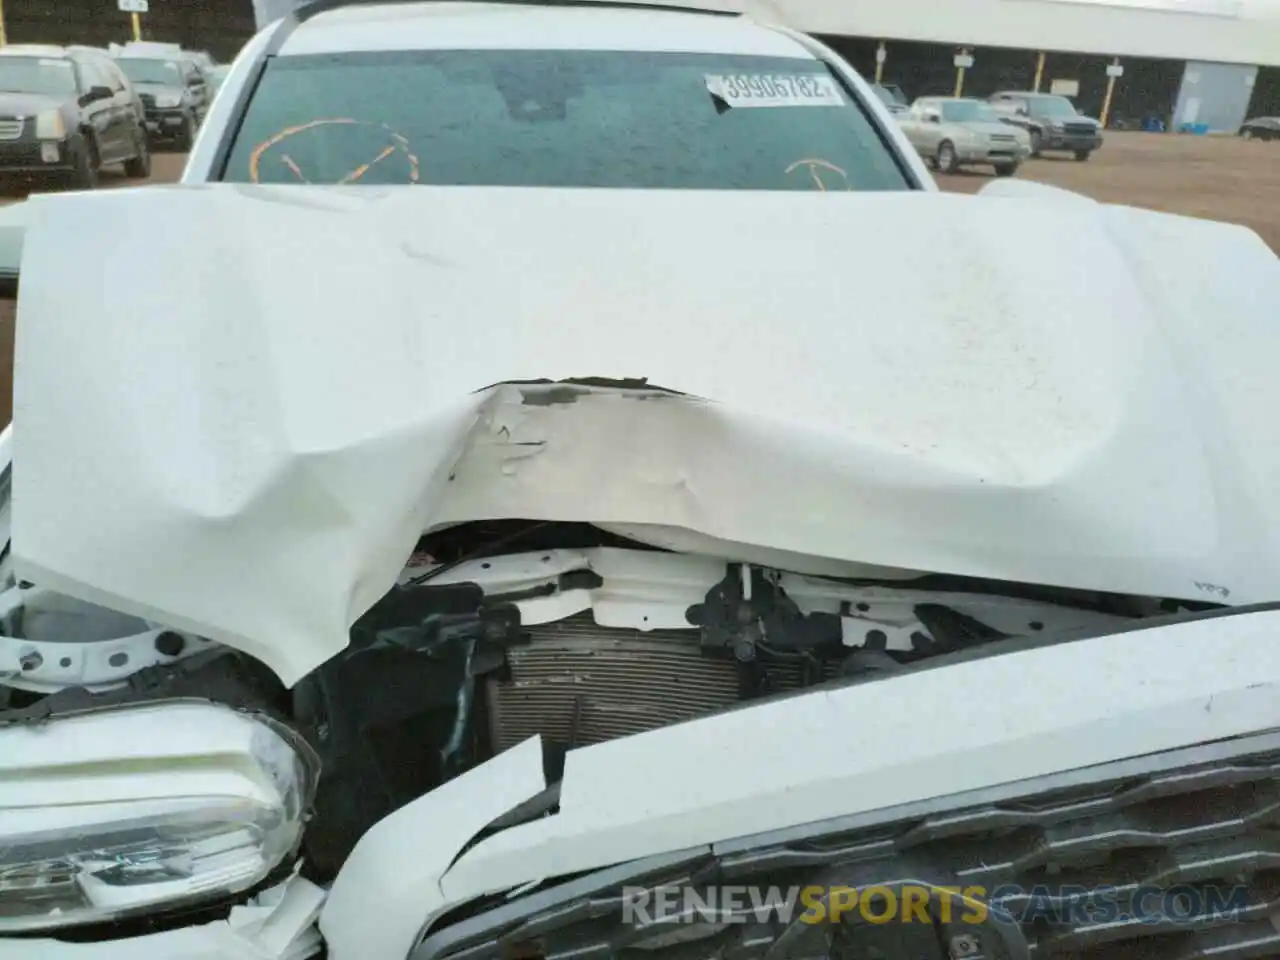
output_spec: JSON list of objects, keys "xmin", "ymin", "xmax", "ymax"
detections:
[{"xmin": 0, "ymin": 701, "xmax": 317, "ymax": 932}]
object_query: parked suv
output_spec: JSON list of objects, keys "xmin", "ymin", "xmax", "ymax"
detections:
[
  {"xmin": 113, "ymin": 45, "xmax": 211, "ymax": 149},
  {"xmin": 988, "ymin": 90, "xmax": 1103, "ymax": 160},
  {"xmin": 898, "ymin": 96, "xmax": 1032, "ymax": 175},
  {"xmin": 0, "ymin": 44, "xmax": 151, "ymax": 188}
]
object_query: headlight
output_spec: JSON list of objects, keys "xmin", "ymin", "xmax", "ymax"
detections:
[
  {"xmin": 33, "ymin": 110, "xmax": 65, "ymax": 140},
  {"xmin": 155, "ymin": 93, "xmax": 182, "ymax": 109},
  {"xmin": 0, "ymin": 702, "xmax": 317, "ymax": 932}
]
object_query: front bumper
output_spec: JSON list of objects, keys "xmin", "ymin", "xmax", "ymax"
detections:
[
  {"xmin": 0, "ymin": 136, "xmax": 75, "ymax": 175},
  {"xmin": 0, "ymin": 873, "xmax": 326, "ymax": 960},
  {"xmin": 3, "ymin": 608, "xmax": 1280, "ymax": 958},
  {"xmin": 954, "ymin": 140, "xmax": 1032, "ymax": 164},
  {"xmin": 1042, "ymin": 131, "xmax": 1104, "ymax": 151},
  {"xmin": 144, "ymin": 108, "xmax": 190, "ymax": 138}
]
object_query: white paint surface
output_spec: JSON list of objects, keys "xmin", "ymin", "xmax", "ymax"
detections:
[{"xmin": 12, "ymin": 185, "xmax": 1280, "ymax": 686}]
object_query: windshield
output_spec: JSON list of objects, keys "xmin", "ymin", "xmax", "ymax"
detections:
[
  {"xmin": 116, "ymin": 57, "xmax": 182, "ymax": 86},
  {"xmin": 881, "ymin": 84, "xmax": 907, "ymax": 106},
  {"xmin": 1035, "ymin": 96, "xmax": 1079, "ymax": 118},
  {"xmin": 872, "ymin": 85, "xmax": 896, "ymax": 108},
  {"xmin": 941, "ymin": 100, "xmax": 1001, "ymax": 123},
  {"xmin": 0, "ymin": 57, "xmax": 77, "ymax": 97},
  {"xmin": 221, "ymin": 50, "xmax": 911, "ymax": 190}
]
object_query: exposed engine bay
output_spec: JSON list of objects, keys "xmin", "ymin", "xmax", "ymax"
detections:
[{"xmin": 0, "ymin": 519, "xmax": 1213, "ymax": 888}]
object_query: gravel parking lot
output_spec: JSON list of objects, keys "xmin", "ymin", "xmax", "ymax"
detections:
[
  {"xmin": 0, "ymin": 132, "xmax": 1275, "ymax": 427},
  {"xmin": 936, "ymin": 130, "xmax": 1280, "ymax": 254}
]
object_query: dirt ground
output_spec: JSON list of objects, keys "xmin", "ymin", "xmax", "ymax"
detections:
[
  {"xmin": 935, "ymin": 130, "xmax": 1280, "ymax": 254},
  {"xmin": 0, "ymin": 133, "xmax": 1276, "ymax": 427}
]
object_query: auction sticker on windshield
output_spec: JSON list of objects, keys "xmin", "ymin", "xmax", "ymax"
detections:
[{"xmin": 705, "ymin": 73, "xmax": 845, "ymax": 108}]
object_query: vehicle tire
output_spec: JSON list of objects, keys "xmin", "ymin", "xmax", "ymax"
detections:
[
  {"xmin": 70, "ymin": 133, "xmax": 100, "ymax": 190},
  {"xmin": 936, "ymin": 140, "xmax": 960, "ymax": 174},
  {"xmin": 123, "ymin": 127, "xmax": 151, "ymax": 179},
  {"xmin": 1074, "ymin": 150, "xmax": 1092, "ymax": 161},
  {"xmin": 174, "ymin": 111, "xmax": 196, "ymax": 152},
  {"xmin": 1028, "ymin": 129, "xmax": 1043, "ymax": 157},
  {"xmin": 994, "ymin": 162, "xmax": 1019, "ymax": 177}
]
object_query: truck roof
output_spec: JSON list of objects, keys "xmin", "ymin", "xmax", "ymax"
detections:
[{"xmin": 279, "ymin": 1, "xmax": 817, "ymax": 57}]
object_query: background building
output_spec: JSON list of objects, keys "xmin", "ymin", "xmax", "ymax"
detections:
[
  {"xmin": 0, "ymin": 0, "xmax": 254, "ymax": 60},
  {"xmin": 762, "ymin": 0, "xmax": 1280, "ymax": 131},
  {"xmin": 0, "ymin": 0, "xmax": 1275, "ymax": 130}
]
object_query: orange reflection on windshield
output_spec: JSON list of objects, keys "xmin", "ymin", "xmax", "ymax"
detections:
[
  {"xmin": 248, "ymin": 118, "xmax": 421, "ymax": 185},
  {"xmin": 784, "ymin": 157, "xmax": 851, "ymax": 191}
]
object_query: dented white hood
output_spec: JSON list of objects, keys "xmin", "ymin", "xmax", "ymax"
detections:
[{"xmin": 11, "ymin": 184, "xmax": 1280, "ymax": 685}]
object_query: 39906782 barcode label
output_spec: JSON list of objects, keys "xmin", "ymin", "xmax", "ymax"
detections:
[{"xmin": 705, "ymin": 73, "xmax": 846, "ymax": 108}]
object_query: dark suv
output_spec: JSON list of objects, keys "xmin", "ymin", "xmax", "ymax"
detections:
[
  {"xmin": 0, "ymin": 44, "xmax": 151, "ymax": 188},
  {"xmin": 988, "ymin": 91, "xmax": 1103, "ymax": 161},
  {"xmin": 113, "ymin": 51, "xmax": 211, "ymax": 150}
]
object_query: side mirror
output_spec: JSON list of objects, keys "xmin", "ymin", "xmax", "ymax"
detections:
[
  {"xmin": 927, "ymin": 115, "xmax": 941, "ymax": 124},
  {"xmin": 81, "ymin": 85, "xmax": 113, "ymax": 104}
]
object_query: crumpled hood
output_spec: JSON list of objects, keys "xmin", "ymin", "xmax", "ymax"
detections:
[{"xmin": 11, "ymin": 184, "xmax": 1280, "ymax": 685}]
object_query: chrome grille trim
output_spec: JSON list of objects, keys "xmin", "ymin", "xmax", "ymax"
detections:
[
  {"xmin": 0, "ymin": 120, "xmax": 24, "ymax": 141},
  {"xmin": 416, "ymin": 733, "xmax": 1280, "ymax": 960}
]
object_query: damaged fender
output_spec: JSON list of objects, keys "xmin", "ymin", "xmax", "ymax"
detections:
[{"xmin": 319, "ymin": 735, "xmax": 548, "ymax": 960}]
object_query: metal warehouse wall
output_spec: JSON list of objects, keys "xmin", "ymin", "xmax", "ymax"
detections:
[
  {"xmin": 822, "ymin": 35, "xmax": 1185, "ymax": 127},
  {"xmin": 764, "ymin": 0, "xmax": 1280, "ymax": 67},
  {"xmin": 1172, "ymin": 60, "xmax": 1257, "ymax": 131},
  {"xmin": 3, "ymin": 0, "xmax": 255, "ymax": 61}
]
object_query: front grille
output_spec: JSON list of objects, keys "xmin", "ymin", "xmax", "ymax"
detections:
[
  {"xmin": 0, "ymin": 143, "xmax": 48, "ymax": 166},
  {"xmin": 990, "ymin": 133, "xmax": 1018, "ymax": 143},
  {"xmin": 423, "ymin": 733, "xmax": 1280, "ymax": 960},
  {"xmin": 1064, "ymin": 123, "xmax": 1097, "ymax": 136},
  {"xmin": 486, "ymin": 614, "xmax": 835, "ymax": 752},
  {"xmin": 0, "ymin": 120, "xmax": 25, "ymax": 141}
]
